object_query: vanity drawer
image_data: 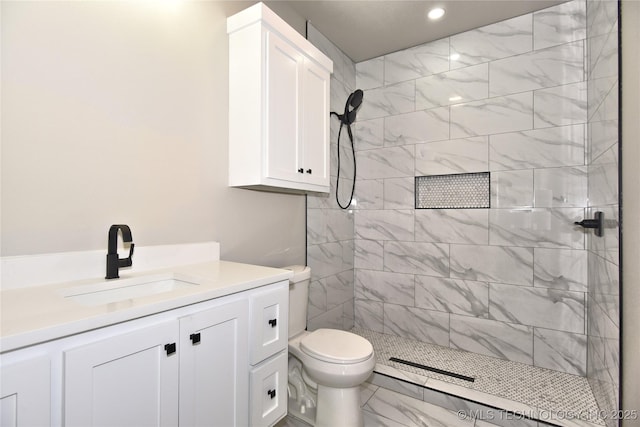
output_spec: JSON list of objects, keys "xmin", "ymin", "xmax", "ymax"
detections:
[
  {"xmin": 249, "ymin": 281, "xmax": 288, "ymax": 365},
  {"xmin": 249, "ymin": 351, "xmax": 288, "ymax": 427}
]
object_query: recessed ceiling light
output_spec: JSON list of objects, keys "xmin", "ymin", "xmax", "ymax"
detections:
[{"xmin": 428, "ymin": 7, "xmax": 445, "ymax": 20}]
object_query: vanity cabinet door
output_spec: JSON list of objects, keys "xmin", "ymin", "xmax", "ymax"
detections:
[
  {"xmin": 179, "ymin": 298, "xmax": 249, "ymax": 427},
  {"xmin": 64, "ymin": 321, "xmax": 179, "ymax": 427},
  {"xmin": 0, "ymin": 356, "xmax": 51, "ymax": 427}
]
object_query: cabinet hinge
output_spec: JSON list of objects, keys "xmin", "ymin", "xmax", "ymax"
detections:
[{"xmin": 164, "ymin": 342, "xmax": 177, "ymax": 356}]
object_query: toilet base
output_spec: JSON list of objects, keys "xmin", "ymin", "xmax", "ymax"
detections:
[{"xmin": 315, "ymin": 385, "xmax": 363, "ymax": 427}]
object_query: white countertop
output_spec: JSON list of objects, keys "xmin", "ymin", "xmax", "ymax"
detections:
[{"xmin": 0, "ymin": 260, "xmax": 293, "ymax": 353}]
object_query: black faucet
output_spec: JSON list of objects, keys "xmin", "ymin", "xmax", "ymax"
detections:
[{"xmin": 106, "ymin": 224, "xmax": 135, "ymax": 279}]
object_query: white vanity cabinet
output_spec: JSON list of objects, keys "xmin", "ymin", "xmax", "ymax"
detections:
[
  {"xmin": 227, "ymin": 2, "xmax": 333, "ymax": 194},
  {"xmin": 0, "ymin": 355, "xmax": 51, "ymax": 427},
  {"xmin": 64, "ymin": 321, "xmax": 180, "ymax": 427},
  {"xmin": 0, "ymin": 279, "xmax": 288, "ymax": 427}
]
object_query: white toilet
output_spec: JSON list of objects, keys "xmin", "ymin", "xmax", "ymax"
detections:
[{"xmin": 285, "ymin": 265, "xmax": 375, "ymax": 427}]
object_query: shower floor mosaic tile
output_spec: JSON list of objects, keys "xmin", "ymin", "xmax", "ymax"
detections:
[{"xmin": 352, "ymin": 328, "xmax": 606, "ymax": 427}]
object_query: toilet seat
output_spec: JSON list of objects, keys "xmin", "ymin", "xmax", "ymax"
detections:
[{"xmin": 300, "ymin": 329, "xmax": 373, "ymax": 364}]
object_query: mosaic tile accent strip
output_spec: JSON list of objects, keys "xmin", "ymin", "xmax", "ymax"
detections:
[
  {"xmin": 415, "ymin": 172, "xmax": 490, "ymax": 209},
  {"xmin": 352, "ymin": 328, "xmax": 605, "ymax": 426}
]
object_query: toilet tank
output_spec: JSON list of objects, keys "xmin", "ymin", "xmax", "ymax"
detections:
[{"xmin": 283, "ymin": 265, "xmax": 311, "ymax": 339}]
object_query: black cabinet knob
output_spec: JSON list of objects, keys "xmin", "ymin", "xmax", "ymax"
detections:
[
  {"xmin": 267, "ymin": 389, "xmax": 276, "ymax": 399},
  {"xmin": 190, "ymin": 333, "xmax": 201, "ymax": 344},
  {"xmin": 306, "ymin": 169, "xmax": 312, "ymax": 174},
  {"xmin": 297, "ymin": 168, "xmax": 304, "ymax": 173},
  {"xmin": 268, "ymin": 318, "xmax": 277, "ymax": 328},
  {"xmin": 164, "ymin": 343, "xmax": 176, "ymax": 356}
]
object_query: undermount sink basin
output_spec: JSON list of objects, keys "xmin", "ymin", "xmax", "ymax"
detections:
[{"xmin": 60, "ymin": 274, "xmax": 200, "ymax": 306}]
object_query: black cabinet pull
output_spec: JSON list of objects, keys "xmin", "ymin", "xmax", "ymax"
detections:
[
  {"xmin": 305, "ymin": 169, "xmax": 312, "ymax": 174},
  {"xmin": 164, "ymin": 343, "xmax": 176, "ymax": 356},
  {"xmin": 190, "ymin": 333, "xmax": 201, "ymax": 344},
  {"xmin": 267, "ymin": 389, "xmax": 276, "ymax": 399},
  {"xmin": 268, "ymin": 319, "xmax": 277, "ymax": 328},
  {"xmin": 297, "ymin": 168, "xmax": 304, "ymax": 173}
]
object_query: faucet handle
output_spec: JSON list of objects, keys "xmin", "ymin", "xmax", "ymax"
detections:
[{"xmin": 119, "ymin": 243, "xmax": 135, "ymax": 268}]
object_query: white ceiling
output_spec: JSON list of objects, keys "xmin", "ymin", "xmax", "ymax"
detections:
[{"xmin": 286, "ymin": 1, "xmax": 566, "ymax": 62}]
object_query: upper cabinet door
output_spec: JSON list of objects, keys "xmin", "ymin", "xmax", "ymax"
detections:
[
  {"xmin": 265, "ymin": 32, "xmax": 302, "ymax": 184},
  {"xmin": 64, "ymin": 321, "xmax": 180, "ymax": 427},
  {"xmin": 301, "ymin": 58, "xmax": 331, "ymax": 188}
]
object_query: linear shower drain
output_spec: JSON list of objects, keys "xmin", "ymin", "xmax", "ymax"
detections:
[{"xmin": 389, "ymin": 357, "xmax": 475, "ymax": 382}]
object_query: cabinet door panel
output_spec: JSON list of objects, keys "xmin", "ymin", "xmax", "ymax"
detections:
[
  {"xmin": 0, "ymin": 356, "xmax": 50, "ymax": 427},
  {"xmin": 266, "ymin": 32, "xmax": 301, "ymax": 183},
  {"xmin": 64, "ymin": 321, "xmax": 179, "ymax": 427},
  {"xmin": 179, "ymin": 299, "xmax": 249, "ymax": 427},
  {"xmin": 302, "ymin": 59, "xmax": 330, "ymax": 187},
  {"xmin": 249, "ymin": 282, "xmax": 288, "ymax": 365}
]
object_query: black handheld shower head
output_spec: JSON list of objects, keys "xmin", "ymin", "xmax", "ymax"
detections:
[
  {"xmin": 343, "ymin": 89, "xmax": 364, "ymax": 125},
  {"xmin": 331, "ymin": 89, "xmax": 364, "ymax": 126}
]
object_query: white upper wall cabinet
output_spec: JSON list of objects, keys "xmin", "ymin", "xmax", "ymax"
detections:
[{"xmin": 227, "ymin": 2, "xmax": 333, "ymax": 194}]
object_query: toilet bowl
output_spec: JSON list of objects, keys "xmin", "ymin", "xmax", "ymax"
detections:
[{"xmin": 284, "ymin": 266, "xmax": 375, "ymax": 427}]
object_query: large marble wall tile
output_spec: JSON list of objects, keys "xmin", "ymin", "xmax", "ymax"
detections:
[
  {"xmin": 341, "ymin": 239, "xmax": 354, "ymax": 270},
  {"xmin": 489, "ymin": 208, "xmax": 585, "ymax": 249},
  {"xmin": 355, "ymin": 209, "xmax": 414, "ymax": 241},
  {"xmin": 306, "ymin": 209, "xmax": 326, "ymax": 245},
  {"xmin": 308, "ymin": 242, "xmax": 346, "ymax": 280},
  {"xmin": 354, "ymin": 179, "xmax": 383, "ymax": 210},
  {"xmin": 587, "ymin": 76, "xmax": 617, "ymax": 121},
  {"xmin": 358, "ymin": 145, "xmax": 414, "ymax": 179},
  {"xmin": 354, "ymin": 299, "xmax": 384, "ymax": 332},
  {"xmin": 354, "ymin": 118, "xmax": 384, "ymax": 151},
  {"xmin": 383, "ymin": 241, "xmax": 449, "ymax": 277},
  {"xmin": 450, "ymin": 14, "xmax": 533, "ymax": 69},
  {"xmin": 489, "ymin": 41, "xmax": 585, "ymax": 96},
  {"xmin": 586, "ymin": 0, "xmax": 618, "ymax": 38},
  {"xmin": 343, "ymin": 298, "xmax": 355, "ymax": 330},
  {"xmin": 415, "ymin": 276, "xmax": 489, "ymax": 318},
  {"xmin": 308, "ymin": 279, "xmax": 327, "ymax": 319},
  {"xmin": 358, "ymin": 81, "xmax": 415, "ymax": 121},
  {"xmin": 588, "ymin": 297, "xmax": 618, "ymax": 340},
  {"xmin": 450, "ymin": 245, "xmax": 533, "ymax": 286},
  {"xmin": 383, "ymin": 177, "xmax": 414, "ymax": 210},
  {"xmin": 533, "ymin": 328, "xmax": 587, "ymax": 376},
  {"xmin": 534, "ymin": 248, "xmax": 588, "ymax": 292},
  {"xmin": 450, "ymin": 315, "xmax": 533, "ymax": 364},
  {"xmin": 588, "ymin": 252, "xmax": 619, "ymax": 296},
  {"xmin": 533, "ymin": 0, "xmax": 586, "ymax": 50},
  {"xmin": 354, "ymin": 239, "xmax": 384, "ymax": 270},
  {"xmin": 415, "ymin": 209, "xmax": 489, "ymax": 245},
  {"xmin": 588, "ymin": 118, "xmax": 617, "ymax": 166},
  {"xmin": 534, "ymin": 166, "xmax": 588, "ymax": 207},
  {"xmin": 326, "ymin": 270, "xmax": 354, "ymax": 310},
  {"xmin": 588, "ymin": 144, "xmax": 618, "ymax": 206},
  {"xmin": 450, "ymin": 92, "xmax": 533, "ymax": 138},
  {"xmin": 489, "ymin": 283, "xmax": 585, "ymax": 333},
  {"xmin": 384, "ymin": 108, "xmax": 449, "ymax": 146},
  {"xmin": 383, "ymin": 304, "xmax": 450, "ymax": 346},
  {"xmin": 307, "ymin": 304, "xmax": 344, "ymax": 331},
  {"xmin": 384, "ymin": 38, "xmax": 449, "ymax": 84},
  {"xmin": 489, "ymin": 124, "xmax": 585, "ymax": 170},
  {"xmin": 355, "ymin": 269, "xmax": 414, "ymax": 305},
  {"xmin": 355, "ymin": 57, "xmax": 384, "ymax": 90},
  {"xmin": 415, "ymin": 64, "xmax": 488, "ymax": 109},
  {"xmin": 534, "ymin": 81, "xmax": 587, "ymax": 128},
  {"xmin": 589, "ymin": 21, "xmax": 618, "ymax": 81},
  {"xmin": 491, "ymin": 170, "xmax": 534, "ymax": 208},
  {"xmin": 325, "ymin": 209, "xmax": 354, "ymax": 242},
  {"xmin": 415, "ymin": 136, "xmax": 489, "ymax": 175}
]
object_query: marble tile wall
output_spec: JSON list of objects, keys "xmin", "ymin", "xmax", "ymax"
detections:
[
  {"xmin": 353, "ymin": 0, "xmax": 593, "ymax": 377},
  {"xmin": 584, "ymin": 0, "xmax": 620, "ymax": 424},
  {"xmin": 306, "ymin": 24, "xmax": 356, "ymax": 331}
]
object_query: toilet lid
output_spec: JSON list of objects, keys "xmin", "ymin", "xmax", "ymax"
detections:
[{"xmin": 300, "ymin": 329, "xmax": 373, "ymax": 364}]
